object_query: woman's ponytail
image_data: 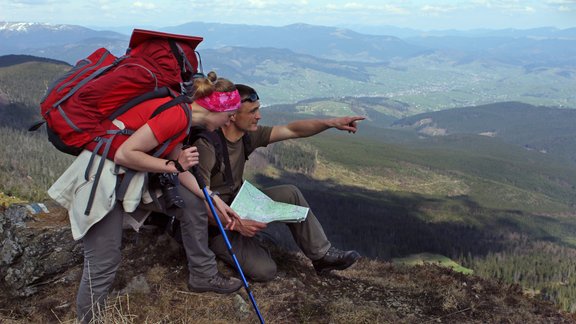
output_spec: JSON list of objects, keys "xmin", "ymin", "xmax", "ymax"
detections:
[{"xmin": 191, "ymin": 71, "xmax": 236, "ymax": 101}]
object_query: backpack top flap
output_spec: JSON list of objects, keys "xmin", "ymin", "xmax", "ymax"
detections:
[
  {"xmin": 129, "ymin": 29, "xmax": 203, "ymax": 84},
  {"xmin": 129, "ymin": 29, "xmax": 203, "ymax": 49}
]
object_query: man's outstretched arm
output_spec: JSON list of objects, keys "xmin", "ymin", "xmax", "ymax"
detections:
[{"xmin": 269, "ymin": 116, "xmax": 365, "ymax": 143}]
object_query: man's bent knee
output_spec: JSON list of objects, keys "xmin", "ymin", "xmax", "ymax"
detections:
[{"xmin": 247, "ymin": 260, "xmax": 277, "ymax": 282}]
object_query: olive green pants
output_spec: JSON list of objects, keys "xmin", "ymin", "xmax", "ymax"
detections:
[{"xmin": 208, "ymin": 184, "xmax": 331, "ymax": 281}]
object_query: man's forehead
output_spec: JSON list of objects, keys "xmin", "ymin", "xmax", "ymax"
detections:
[{"xmin": 240, "ymin": 101, "xmax": 260, "ymax": 111}]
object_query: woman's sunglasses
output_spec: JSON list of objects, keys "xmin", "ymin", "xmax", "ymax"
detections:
[{"xmin": 241, "ymin": 92, "xmax": 260, "ymax": 103}]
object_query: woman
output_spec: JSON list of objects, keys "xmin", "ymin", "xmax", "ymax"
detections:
[{"xmin": 50, "ymin": 72, "xmax": 242, "ymax": 323}]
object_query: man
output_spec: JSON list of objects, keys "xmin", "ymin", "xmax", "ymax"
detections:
[{"xmin": 192, "ymin": 84, "xmax": 364, "ymax": 281}]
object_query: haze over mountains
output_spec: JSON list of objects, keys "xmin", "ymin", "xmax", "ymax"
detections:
[
  {"xmin": 2, "ymin": 21, "xmax": 575, "ymax": 109},
  {"xmin": 2, "ymin": 21, "xmax": 575, "ymax": 66}
]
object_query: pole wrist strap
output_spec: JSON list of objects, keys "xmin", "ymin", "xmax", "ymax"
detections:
[{"xmin": 166, "ymin": 159, "xmax": 186, "ymax": 173}]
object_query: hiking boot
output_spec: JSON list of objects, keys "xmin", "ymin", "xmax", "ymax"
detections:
[
  {"xmin": 312, "ymin": 247, "xmax": 361, "ymax": 275},
  {"xmin": 188, "ymin": 272, "xmax": 242, "ymax": 294}
]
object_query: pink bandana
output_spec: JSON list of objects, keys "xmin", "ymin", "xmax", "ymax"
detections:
[{"xmin": 195, "ymin": 90, "xmax": 241, "ymax": 112}]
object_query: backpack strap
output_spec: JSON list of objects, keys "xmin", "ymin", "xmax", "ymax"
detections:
[
  {"xmin": 241, "ymin": 132, "xmax": 252, "ymax": 161},
  {"xmin": 185, "ymin": 127, "xmax": 252, "ymax": 189},
  {"xmin": 168, "ymin": 40, "xmax": 195, "ymax": 82},
  {"xmin": 191, "ymin": 127, "xmax": 223, "ymax": 169},
  {"xmin": 186, "ymin": 127, "xmax": 228, "ymax": 186},
  {"xmin": 115, "ymin": 95, "xmax": 193, "ymax": 204},
  {"xmin": 84, "ymin": 93, "xmax": 192, "ymax": 216},
  {"xmin": 149, "ymin": 94, "xmax": 192, "ymax": 156},
  {"xmin": 51, "ymin": 54, "xmax": 126, "ymax": 112},
  {"xmin": 84, "ymin": 128, "xmax": 133, "ymax": 215},
  {"xmin": 107, "ymin": 86, "xmax": 172, "ymax": 120},
  {"xmin": 215, "ymin": 129, "xmax": 235, "ymax": 188}
]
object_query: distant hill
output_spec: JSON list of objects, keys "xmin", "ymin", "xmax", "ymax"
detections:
[
  {"xmin": 405, "ymin": 35, "xmax": 576, "ymax": 68},
  {"xmin": 0, "ymin": 56, "xmax": 67, "ymax": 124},
  {"xmin": 1, "ymin": 22, "xmax": 575, "ymax": 110},
  {"xmin": 0, "ymin": 22, "xmax": 126, "ymax": 54},
  {"xmin": 30, "ymin": 39, "xmax": 127, "ymax": 66},
  {"xmin": 202, "ymin": 46, "xmax": 576, "ymax": 108},
  {"xmin": 164, "ymin": 22, "xmax": 428, "ymax": 62},
  {"xmin": 0, "ymin": 54, "xmax": 68, "ymax": 68},
  {"xmin": 340, "ymin": 25, "xmax": 576, "ymax": 38},
  {"xmin": 391, "ymin": 102, "xmax": 576, "ymax": 164},
  {"xmin": 2, "ymin": 21, "xmax": 575, "ymax": 69},
  {"xmin": 200, "ymin": 46, "xmax": 372, "ymax": 84}
]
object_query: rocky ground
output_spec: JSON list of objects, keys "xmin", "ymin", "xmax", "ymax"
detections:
[{"xmin": 1, "ymin": 203, "xmax": 575, "ymax": 323}]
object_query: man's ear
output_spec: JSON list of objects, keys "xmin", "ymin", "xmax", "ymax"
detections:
[{"xmin": 230, "ymin": 113, "xmax": 237, "ymax": 122}]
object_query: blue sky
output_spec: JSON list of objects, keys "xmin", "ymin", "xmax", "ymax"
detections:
[{"xmin": 1, "ymin": 0, "xmax": 575, "ymax": 31}]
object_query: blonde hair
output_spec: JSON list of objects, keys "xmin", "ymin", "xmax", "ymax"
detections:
[{"xmin": 191, "ymin": 71, "xmax": 236, "ymax": 100}]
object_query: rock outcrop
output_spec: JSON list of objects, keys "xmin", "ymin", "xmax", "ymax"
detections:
[{"xmin": 0, "ymin": 203, "xmax": 82, "ymax": 297}]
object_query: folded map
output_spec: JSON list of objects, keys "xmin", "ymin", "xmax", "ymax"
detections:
[{"xmin": 230, "ymin": 180, "xmax": 309, "ymax": 223}]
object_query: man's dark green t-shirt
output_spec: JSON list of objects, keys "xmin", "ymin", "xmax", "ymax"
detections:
[{"xmin": 194, "ymin": 126, "xmax": 273, "ymax": 205}]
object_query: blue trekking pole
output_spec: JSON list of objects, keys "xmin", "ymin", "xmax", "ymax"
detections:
[{"xmin": 190, "ymin": 165, "xmax": 265, "ymax": 324}]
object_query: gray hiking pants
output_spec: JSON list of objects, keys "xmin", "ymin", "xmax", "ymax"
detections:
[
  {"xmin": 76, "ymin": 184, "xmax": 217, "ymax": 323},
  {"xmin": 208, "ymin": 184, "xmax": 331, "ymax": 282}
]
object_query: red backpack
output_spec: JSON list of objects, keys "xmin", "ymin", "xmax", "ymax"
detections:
[
  {"xmin": 31, "ymin": 29, "xmax": 204, "ymax": 216},
  {"xmin": 32, "ymin": 29, "xmax": 204, "ymax": 157}
]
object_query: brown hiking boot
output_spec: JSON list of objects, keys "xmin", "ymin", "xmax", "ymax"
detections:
[
  {"xmin": 188, "ymin": 272, "xmax": 242, "ymax": 294},
  {"xmin": 312, "ymin": 247, "xmax": 361, "ymax": 275}
]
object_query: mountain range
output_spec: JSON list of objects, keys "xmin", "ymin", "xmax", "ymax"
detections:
[
  {"xmin": 2, "ymin": 21, "xmax": 575, "ymax": 110},
  {"xmin": 2, "ymin": 21, "xmax": 575, "ymax": 67}
]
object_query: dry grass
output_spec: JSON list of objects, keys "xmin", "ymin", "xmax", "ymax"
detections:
[{"xmin": 1, "ymin": 243, "xmax": 575, "ymax": 324}]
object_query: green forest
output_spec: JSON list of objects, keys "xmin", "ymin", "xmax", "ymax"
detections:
[{"xmin": 2, "ymin": 58, "xmax": 576, "ymax": 313}]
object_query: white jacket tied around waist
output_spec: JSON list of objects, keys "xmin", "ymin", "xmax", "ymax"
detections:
[{"xmin": 48, "ymin": 150, "xmax": 152, "ymax": 240}]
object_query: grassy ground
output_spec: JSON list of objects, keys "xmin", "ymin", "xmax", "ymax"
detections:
[
  {"xmin": 1, "ymin": 240, "xmax": 573, "ymax": 324},
  {"xmin": 393, "ymin": 253, "xmax": 474, "ymax": 275}
]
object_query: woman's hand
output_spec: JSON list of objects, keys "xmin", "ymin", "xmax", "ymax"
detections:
[
  {"xmin": 177, "ymin": 145, "xmax": 200, "ymax": 171},
  {"xmin": 211, "ymin": 194, "xmax": 241, "ymax": 229}
]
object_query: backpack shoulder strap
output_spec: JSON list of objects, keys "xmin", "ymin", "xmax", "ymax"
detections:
[
  {"xmin": 186, "ymin": 127, "xmax": 231, "ymax": 187},
  {"xmin": 149, "ymin": 94, "xmax": 192, "ymax": 157},
  {"xmin": 115, "ymin": 94, "xmax": 192, "ymax": 204},
  {"xmin": 241, "ymin": 133, "xmax": 252, "ymax": 161},
  {"xmin": 195, "ymin": 129, "xmax": 223, "ymax": 171},
  {"xmin": 186, "ymin": 128, "xmax": 251, "ymax": 188},
  {"xmin": 108, "ymin": 86, "xmax": 172, "ymax": 121},
  {"xmin": 215, "ymin": 128, "xmax": 235, "ymax": 188},
  {"xmin": 187, "ymin": 126, "xmax": 221, "ymax": 165}
]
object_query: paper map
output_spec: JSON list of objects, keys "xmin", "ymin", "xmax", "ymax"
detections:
[{"xmin": 230, "ymin": 180, "xmax": 309, "ymax": 223}]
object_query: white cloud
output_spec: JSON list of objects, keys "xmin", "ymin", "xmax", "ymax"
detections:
[
  {"xmin": 546, "ymin": 0, "xmax": 576, "ymax": 4},
  {"xmin": 545, "ymin": 0, "xmax": 576, "ymax": 12},
  {"xmin": 558, "ymin": 5, "xmax": 576, "ymax": 11},
  {"xmin": 326, "ymin": 2, "xmax": 409, "ymax": 15},
  {"xmin": 132, "ymin": 1, "xmax": 156, "ymax": 10},
  {"xmin": 0, "ymin": 0, "xmax": 573, "ymax": 30},
  {"xmin": 420, "ymin": 5, "xmax": 458, "ymax": 14},
  {"xmin": 246, "ymin": 0, "xmax": 273, "ymax": 8},
  {"xmin": 7, "ymin": 0, "xmax": 58, "ymax": 4}
]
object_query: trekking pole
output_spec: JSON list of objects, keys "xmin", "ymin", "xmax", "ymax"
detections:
[{"xmin": 190, "ymin": 165, "xmax": 265, "ymax": 324}]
